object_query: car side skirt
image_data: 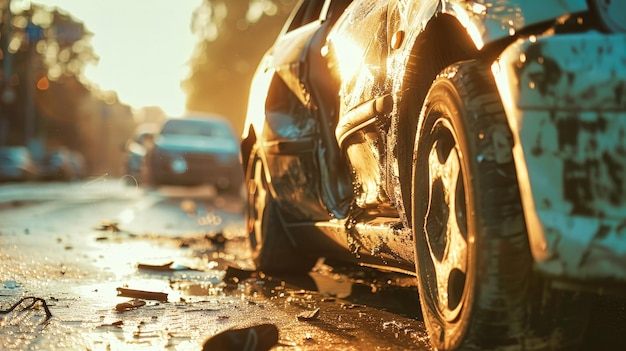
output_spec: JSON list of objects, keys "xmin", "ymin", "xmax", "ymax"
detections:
[{"xmin": 286, "ymin": 217, "xmax": 416, "ymax": 276}]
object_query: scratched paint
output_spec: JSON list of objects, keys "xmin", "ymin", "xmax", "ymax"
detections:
[
  {"xmin": 239, "ymin": 0, "xmax": 626, "ymax": 349},
  {"xmin": 494, "ymin": 32, "xmax": 626, "ymax": 281}
]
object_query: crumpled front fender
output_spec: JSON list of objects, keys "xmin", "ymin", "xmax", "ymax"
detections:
[{"xmin": 493, "ymin": 32, "xmax": 626, "ymax": 284}]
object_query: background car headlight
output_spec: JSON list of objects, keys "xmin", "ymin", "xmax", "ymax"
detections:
[{"xmin": 171, "ymin": 158, "xmax": 188, "ymax": 173}]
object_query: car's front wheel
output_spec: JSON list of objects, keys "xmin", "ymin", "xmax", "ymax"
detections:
[{"xmin": 412, "ymin": 60, "xmax": 589, "ymax": 350}]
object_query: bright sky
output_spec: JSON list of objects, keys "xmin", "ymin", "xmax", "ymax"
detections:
[{"xmin": 32, "ymin": 0, "xmax": 202, "ymax": 116}]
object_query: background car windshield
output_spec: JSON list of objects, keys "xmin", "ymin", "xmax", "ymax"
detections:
[{"xmin": 161, "ymin": 120, "xmax": 233, "ymax": 138}]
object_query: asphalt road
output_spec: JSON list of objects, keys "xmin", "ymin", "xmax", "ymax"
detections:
[{"xmin": 0, "ymin": 179, "xmax": 432, "ymax": 350}]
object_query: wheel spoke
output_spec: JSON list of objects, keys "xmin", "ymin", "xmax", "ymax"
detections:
[
  {"xmin": 249, "ymin": 161, "xmax": 266, "ymax": 249},
  {"xmin": 425, "ymin": 136, "xmax": 468, "ymax": 317},
  {"xmin": 442, "ymin": 148, "xmax": 467, "ymax": 276}
]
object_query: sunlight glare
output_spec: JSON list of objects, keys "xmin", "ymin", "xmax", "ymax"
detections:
[
  {"xmin": 243, "ymin": 61, "xmax": 273, "ymax": 139},
  {"xmin": 331, "ymin": 35, "xmax": 363, "ymax": 82},
  {"xmin": 32, "ymin": 0, "xmax": 203, "ymax": 116}
]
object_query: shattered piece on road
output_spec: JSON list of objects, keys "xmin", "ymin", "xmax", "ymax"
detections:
[
  {"xmin": 202, "ymin": 323, "xmax": 279, "ymax": 351},
  {"xmin": 95, "ymin": 219, "xmax": 120, "ymax": 232},
  {"xmin": 297, "ymin": 307, "xmax": 320, "ymax": 321},
  {"xmin": 223, "ymin": 265, "xmax": 256, "ymax": 283},
  {"xmin": 115, "ymin": 299, "xmax": 146, "ymax": 312},
  {"xmin": 99, "ymin": 320, "xmax": 125, "ymax": 327},
  {"xmin": 137, "ymin": 261, "xmax": 200, "ymax": 272},
  {"xmin": 137, "ymin": 261, "xmax": 174, "ymax": 272},
  {"xmin": 3, "ymin": 280, "xmax": 19, "ymax": 289},
  {"xmin": 116, "ymin": 287, "xmax": 168, "ymax": 301}
]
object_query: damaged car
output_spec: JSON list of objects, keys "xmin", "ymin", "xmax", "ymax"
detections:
[{"xmin": 240, "ymin": 0, "xmax": 626, "ymax": 350}]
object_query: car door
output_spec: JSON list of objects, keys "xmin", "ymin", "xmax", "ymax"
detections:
[{"xmin": 260, "ymin": 0, "xmax": 346, "ymax": 221}]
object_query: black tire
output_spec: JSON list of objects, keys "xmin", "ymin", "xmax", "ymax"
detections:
[
  {"xmin": 216, "ymin": 174, "xmax": 244, "ymax": 196},
  {"xmin": 147, "ymin": 156, "xmax": 162, "ymax": 188},
  {"xmin": 141, "ymin": 151, "xmax": 156, "ymax": 188},
  {"xmin": 412, "ymin": 60, "xmax": 589, "ymax": 350},
  {"xmin": 246, "ymin": 153, "xmax": 316, "ymax": 274}
]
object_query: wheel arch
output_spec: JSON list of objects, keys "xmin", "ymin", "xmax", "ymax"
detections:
[
  {"xmin": 395, "ymin": 13, "xmax": 479, "ymax": 223},
  {"xmin": 241, "ymin": 128, "xmax": 273, "ymax": 200},
  {"xmin": 240, "ymin": 123, "xmax": 257, "ymax": 178}
]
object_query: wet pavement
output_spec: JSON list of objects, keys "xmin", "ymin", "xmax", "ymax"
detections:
[
  {"xmin": 2, "ymin": 179, "xmax": 625, "ymax": 350},
  {"xmin": 0, "ymin": 179, "xmax": 432, "ymax": 350}
]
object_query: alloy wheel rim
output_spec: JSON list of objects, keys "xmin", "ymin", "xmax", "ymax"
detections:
[
  {"xmin": 247, "ymin": 159, "xmax": 263, "ymax": 250},
  {"xmin": 423, "ymin": 119, "xmax": 469, "ymax": 322}
]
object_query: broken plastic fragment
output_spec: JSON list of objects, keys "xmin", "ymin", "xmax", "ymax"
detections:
[
  {"xmin": 297, "ymin": 307, "xmax": 320, "ymax": 321},
  {"xmin": 223, "ymin": 265, "xmax": 256, "ymax": 282},
  {"xmin": 115, "ymin": 299, "xmax": 146, "ymax": 312},
  {"xmin": 99, "ymin": 320, "xmax": 125, "ymax": 326},
  {"xmin": 136, "ymin": 261, "xmax": 199, "ymax": 272},
  {"xmin": 137, "ymin": 261, "xmax": 175, "ymax": 271},
  {"xmin": 95, "ymin": 219, "xmax": 120, "ymax": 232},
  {"xmin": 116, "ymin": 287, "xmax": 168, "ymax": 301},
  {"xmin": 202, "ymin": 323, "xmax": 279, "ymax": 351},
  {"xmin": 3, "ymin": 280, "xmax": 18, "ymax": 289}
]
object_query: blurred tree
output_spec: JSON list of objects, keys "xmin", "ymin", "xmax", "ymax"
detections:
[
  {"xmin": 34, "ymin": 9, "xmax": 95, "ymax": 151},
  {"xmin": 1, "ymin": 2, "xmax": 135, "ymax": 176},
  {"xmin": 183, "ymin": 0, "xmax": 297, "ymax": 134}
]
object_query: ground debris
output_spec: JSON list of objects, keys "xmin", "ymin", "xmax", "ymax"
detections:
[
  {"xmin": 341, "ymin": 303, "xmax": 363, "ymax": 309},
  {"xmin": 3, "ymin": 280, "xmax": 19, "ymax": 289},
  {"xmin": 382, "ymin": 320, "xmax": 415, "ymax": 336},
  {"xmin": 137, "ymin": 261, "xmax": 175, "ymax": 272},
  {"xmin": 0, "ymin": 296, "xmax": 52, "ymax": 322},
  {"xmin": 137, "ymin": 261, "xmax": 199, "ymax": 272},
  {"xmin": 98, "ymin": 320, "xmax": 124, "ymax": 327},
  {"xmin": 115, "ymin": 298, "xmax": 146, "ymax": 312},
  {"xmin": 297, "ymin": 307, "xmax": 320, "ymax": 321},
  {"xmin": 223, "ymin": 265, "xmax": 256, "ymax": 283},
  {"xmin": 116, "ymin": 287, "xmax": 168, "ymax": 301},
  {"xmin": 287, "ymin": 293, "xmax": 317, "ymax": 310},
  {"xmin": 95, "ymin": 219, "xmax": 120, "ymax": 232},
  {"xmin": 202, "ymin": 323, "xmax": 279, "ymax": 351}
]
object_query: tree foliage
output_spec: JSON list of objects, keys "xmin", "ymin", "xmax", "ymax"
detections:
[
  {"xmin": 183, "ymin": 0, "xmax": 298, "ymax": 133},
  {"xmin": 1, "ymin": 2, "xmax": 134, "ymax": 175}
]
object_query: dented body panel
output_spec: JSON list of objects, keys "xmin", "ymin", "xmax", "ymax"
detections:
[
  {"xmin": 494, "ymin": 33, "xmax": 626, "ymax": 282},
  {"xmin": 242, "ymin": 0, "xmax": 626, "ymax": 296},
  {"xmin": 243, "ymin": 0, "xmax": 626, "ymax": 347},
  {"xmin": 328, "ymin": 0, "xmax": 593, "ymax": 223}
]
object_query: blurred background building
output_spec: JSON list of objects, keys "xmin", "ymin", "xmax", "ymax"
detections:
[{"xmin": 1, "ymin": 0, "xmax": 134, "ymax": 176}]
